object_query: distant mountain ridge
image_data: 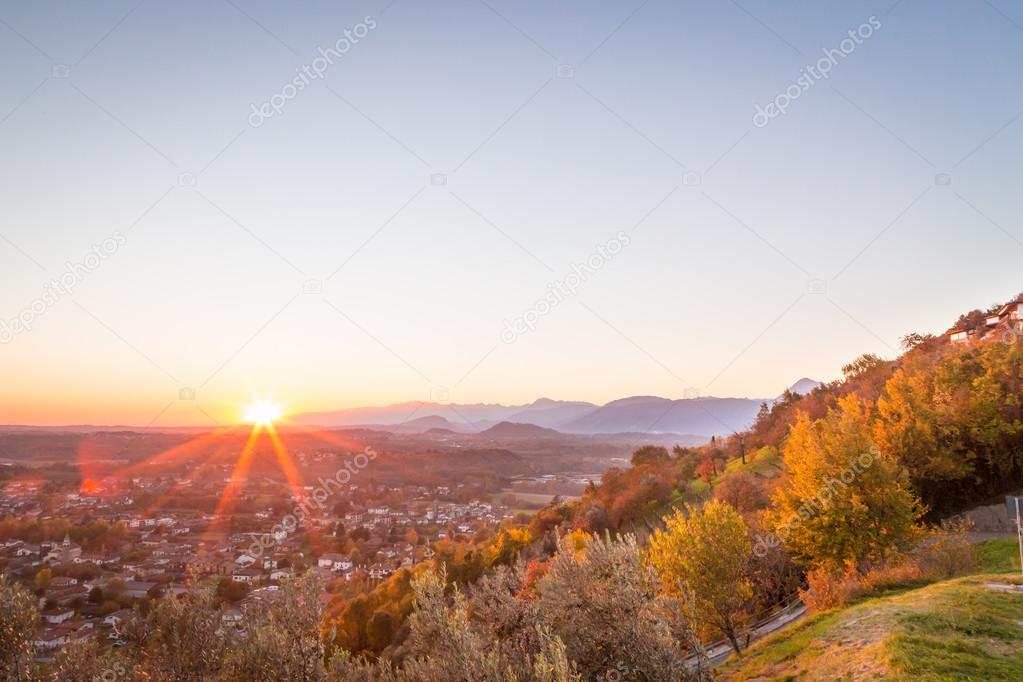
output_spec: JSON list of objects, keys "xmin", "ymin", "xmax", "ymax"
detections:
[
  {"xmin": 291, "ymin": 382, "xmax": 822, "ymax": 438},
  {"xmin": 479, "ymin": 422, "xmax": 563, "ymax": 439}
]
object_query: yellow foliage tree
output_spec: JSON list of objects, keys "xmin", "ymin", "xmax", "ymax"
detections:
[
  {"xmin": 768, "ymin": 395, "xmax": 922, "ymax": 572},
  {"xmin": 647, "ymin": 499, "xmax": 753, "ymax": 654}
]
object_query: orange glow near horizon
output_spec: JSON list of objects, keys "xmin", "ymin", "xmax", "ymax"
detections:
[{"xmin": 70, "ymin": 399, "xmax": 372, "ymax": 552}]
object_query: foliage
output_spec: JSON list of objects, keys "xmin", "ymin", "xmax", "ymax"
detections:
[
  {"xmin": 47, "ymin": 639, "xmax": 140, "ymax": 682},
  {"xmin": 0, "ymin": 575, "xmax": 37, "ymax": 682},
  {"xmin": 768, "ymin": 396, "xmax": 923, "ymax": 571},
  {"xmin": 712, "ymin": 469, "xmax": 769, "ymax": 514},
  {"xmin": 223, "ymin": 572, "xmax": 327, "ymax": 682},
  {"xmin": 874, "ymin": 340, "xmax": 1023, "ymax": 516},
  {"xmin": 121, "ymin": 585, "xmax": 228, "ymax": 681},
  {"xmin": 536, "ymin": 533, "xmax": 702, "ymax": 680},
  {"xmin": 647, "ymin": 500, "xmax": 753, "ymax": 654}
]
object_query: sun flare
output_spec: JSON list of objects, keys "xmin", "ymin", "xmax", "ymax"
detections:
[{"xmin": 244, "ymin": 399, "xmax": 282, "ymax": 426}]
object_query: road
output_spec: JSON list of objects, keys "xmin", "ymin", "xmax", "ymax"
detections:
[{"xmin": 685, "ymin": 599, "xmax": 808, "ymax": 673}]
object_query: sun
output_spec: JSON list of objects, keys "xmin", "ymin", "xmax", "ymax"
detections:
[{"xmin": 244, "ymin": 399, "xmax": 282, "ymax": 426}]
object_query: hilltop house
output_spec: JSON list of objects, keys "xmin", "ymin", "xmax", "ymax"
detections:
[{"xmin": 950, "ymin": 298, "xmax": 1023, "ymax": 345}]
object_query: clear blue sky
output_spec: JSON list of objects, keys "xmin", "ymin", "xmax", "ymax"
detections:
[{"xmin": 1, "ymin": 0, "xmax": 1021, "ymax": 425}]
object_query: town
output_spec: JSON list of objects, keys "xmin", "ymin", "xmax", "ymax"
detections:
[{"xmin": 0, "ymin": 449, "xmax": 524, "ymax": 661}]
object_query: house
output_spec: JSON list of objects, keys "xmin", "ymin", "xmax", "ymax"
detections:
[
  {"xmin": 15, "ymin": 543, "xmax": 40, "ymax": 557},
  {"xmin": 33, "ymin": 627, "xmax": 69, "ymax": 650},
  {"xmin": 121, "ymin": 581, "xmax": 156, "ymax": 599},
  {"xmin": 269, "ymin": 567, "xmax": 292, "ymax": 581},
  {"xmin": 950, "ymin": 298, "xmax": 1023, "ymax": 345},
  {"xmin": 187, "ymin": 554, "xmax": 233, "ymax": 576},
  {"xmin": 42, "ymin": 608, "xmax": 74, "ymax": 624},
  {"xmin": 103, "ymin": 609, "xmax": 131, "ymax": 628},
  {"xmin": 47, "ymin": 584, "xmax": 89, "ymax": 606},
  {"xmin": 234, "ymin": 553, "xmax": 257, "ymax": 568},
  {"xmin": 232, "ymin": 567, "xmax": 262, "ymax": 583},
  {"xmin": 368, "ymin": 563, "xmax": 393, "ymax": 580},
  {"xmin": 317, "ymin": 553, "xmax": 352, "ymax": 572}
]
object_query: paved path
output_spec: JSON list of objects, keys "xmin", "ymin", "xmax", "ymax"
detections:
[{"xmin": 686, "ymin": 599, "xmax": 808, "ymax": 672}]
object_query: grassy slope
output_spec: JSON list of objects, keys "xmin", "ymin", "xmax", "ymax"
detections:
[{"xmin": 720, "ymin": 573, "xmax": 1023, "ymax": 681}]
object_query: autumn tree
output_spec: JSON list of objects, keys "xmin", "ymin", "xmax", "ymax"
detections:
[
  {"xmin": 713, "ymin": 469, "xmax": 769, "ymax": 514},
  {"xmin": 769, "ymin": 396, "xmax": 922, "ymax": 571},
  {"xmin": 630, "ymin": 445, "xmax": 671, "ymax": 466},
  {"xmin": 224, "ymin": 572, "xmax": 328, "ymax": 682},
  {"xmin": 123, "ymin": 586, "xmax": 227, "ymax": 681},
  {"xmin": 647, "ymin": 500, "xmax": 754, "ymax": 655},
  {"xmin": 874, "ymin": 341, "xmax": 1023, "ymax": 515},
  {"xmin": 536, "ymin": 533, "xmax": 702, "ymax": 680},
  {"xmin": 0, "ymin": 575, "xmax": 37, "ymax": 681}
]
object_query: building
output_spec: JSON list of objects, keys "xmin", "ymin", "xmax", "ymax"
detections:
[
  {"xmin": 950, "ymin": 298, "xmax": 1023, "ymax": 345},
  {"xmin": 317, "ymin": 553, "xmax": 352, "ymax": 572},
  {"xmin": 44, "ymin": 533, "xmax": 82, "ymax": 564}
]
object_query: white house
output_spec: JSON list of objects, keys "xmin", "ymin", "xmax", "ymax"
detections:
[{"xmin": 317, "ymin": 553, "xmax": 352, "ymax": 571}]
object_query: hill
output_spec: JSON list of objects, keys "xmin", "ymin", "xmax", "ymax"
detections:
[
  {"xmin": 291, "ymin": 394, "xmax": 778, "ymax": 438},
  {"xmin": 721, "ymin": 573, "xmax": 1023, "ymax": 681},
  {"xmin": 504, "ymin": 398, "xmax": 598, "ymax": 428},
  {"xmin": 561, "ymin": 395, "xmax": 763, "ymax": 435},
  {"xmin": 478, "ymin": 421, "xmax": 563, "ymax": 439},
  {"xmin": 373, "ymin": 415, "xmax": 459, "ymax": 433}
]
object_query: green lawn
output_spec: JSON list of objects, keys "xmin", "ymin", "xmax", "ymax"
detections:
[
  {"xmin": 974, "ymin": 538, "xmax": 1022, "ymax": 573},
  {"xmin": 721, "ymin": 574, "xmax": 1023, "ymax": 681}
]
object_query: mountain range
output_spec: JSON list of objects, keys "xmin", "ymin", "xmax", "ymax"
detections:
[{"xmin": 291, "ymin": 380, "xmax": 822, "ymax": 439}]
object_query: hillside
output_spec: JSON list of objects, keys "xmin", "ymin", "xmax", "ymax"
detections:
[
  {"xmin": 290, "ymin": 393, "xmax": 786, "ymax": 437},
  {"xmin": 561, "ymin": 395, "xmax": 763, "ymax": 435},
  {"xmin": 721, "ymin": 573, "xmax": 1023, "ymax": 681},
  {"xmin": 478, "ymin": 421, "xmax": 563, "ymax": 439}
]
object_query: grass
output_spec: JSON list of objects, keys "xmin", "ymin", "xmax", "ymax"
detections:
[
  {"xmin": 886, "ymin": 581, "xmax": 1023, "ymax": 680},
  {"xmin": 974, "ymin": 538, "xmax": 1022, "ymax": 573},
  {"xmin": 715, "ymin": 447, "xmax": 783, "ymax": 484},
  {"xmin": 720, "ymin": 574, "xmax": 1023, "ymax": 681}
]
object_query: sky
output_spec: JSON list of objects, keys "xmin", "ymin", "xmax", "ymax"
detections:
[{"xmin": 1, "ymin": 0, "xmax": 1021, "ymax": 427}]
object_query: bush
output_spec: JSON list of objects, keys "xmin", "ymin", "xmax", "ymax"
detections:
[
  {"xmin": 799, "ymin": 525, "xmax": 976, "ymax": 614},
  {"xmin": 799, "ymin": 565, "xmax": 858, "ymax": 612},
  {"xmin": 915, "ymin": 519, "xmax": 974, "ymax": 579}
]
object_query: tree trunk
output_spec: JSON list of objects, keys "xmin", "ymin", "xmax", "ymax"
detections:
[{"xmin": 723, "ymin": 621, "xmax": 742, "ymax": 656}]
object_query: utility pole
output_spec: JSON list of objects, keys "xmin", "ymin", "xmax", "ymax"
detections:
[
  {"xmin": 1017, "ymin": 497, "xmax": 1023, "ymax": 578},
  {"xmin": 1008, "ymin": 496, "xmax": 1023, "ymax": 576}
]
